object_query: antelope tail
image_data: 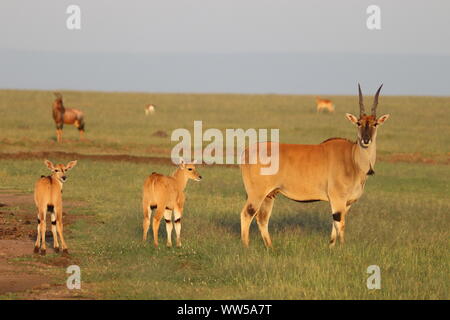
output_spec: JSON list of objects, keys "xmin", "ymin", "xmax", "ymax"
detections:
[{"xmin": 150, "ymin": 173, "xmax": 158, "ymax": 196}]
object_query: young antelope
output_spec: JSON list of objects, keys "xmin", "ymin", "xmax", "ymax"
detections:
[
  {"xmin": 142, "ymin": 158, "xmax": 202, "ymax": 248},
  {"xmin": 34, "ymin": 160, "xmax": 78, "ymax": 255}
]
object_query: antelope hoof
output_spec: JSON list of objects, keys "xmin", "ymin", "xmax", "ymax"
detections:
[
  {"xmin": 62, "ymin": 249, "xmax": 69, "ymax": 255},
  {"xmin": 166, "ymin": 243, "xmax": 173, "ymax": 248},
  {"xmin": 33, "ymin": 246, "xmax": 40, "ymax": 254},
  {"xmin": 40, "ymin": 249, "xmax": 46, "ymax": 256},
  {"xmin": 54, "ymin": 247, "xmax": 60, "ymax": 253},
  {"xmin": 329, "ymin": 240, "xmax": 336, "ymax": 249}
]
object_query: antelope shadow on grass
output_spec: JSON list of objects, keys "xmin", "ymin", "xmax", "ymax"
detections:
[{"xmin": 213, "ymin": 204, "xmax": 330, "ymax": 237}]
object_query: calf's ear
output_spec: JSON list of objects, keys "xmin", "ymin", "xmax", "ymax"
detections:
[
  {"xmin": 45, "ymin": 160, "xmax": 55, "ymax": 171},
  {"xmin": 179, "ymin": 157, "xmax": 186, "ymax": 169},
  {"xmin": 65, "ymin": 160, "xmax": 78, "ymax": 171}
]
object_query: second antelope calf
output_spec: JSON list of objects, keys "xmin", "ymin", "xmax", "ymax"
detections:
[
  {"xmin": 34, "ymin": 160, "xmax": 78, "ymax": 255},
  {"xmin": 142, "ymin": 159, "xmax": 202, "ymax": 248}
]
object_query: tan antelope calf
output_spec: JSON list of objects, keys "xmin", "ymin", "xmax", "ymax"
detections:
[
  {"xmin": 142, "ymin": 159, "xmax": 202, "ymax": 248},
  {"xmin": 52, "ymin": 93, "xmax": 86, "ymax": 143},
  {"xmin": 34, "ymin": 160, "xmax": 78, "ymax": 255},
  {"xmin": 316, "ymin": 96, "xmax": 335, "ymax": 113},
  {"xmin": 240, "ymin": 84, "xmax": 389, "ymax": 248}
]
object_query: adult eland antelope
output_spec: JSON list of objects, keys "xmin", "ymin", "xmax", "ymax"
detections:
[
  {"xmin": 52, "ymin": 92, "xmax": 86, "ymax": 143},
  {"xmin": 240, "ymin": 84, "xmax": 389, "ymax": 248},
  {"xmin": 34, "ymin": 159, "xmax": 78, "ymax": 255},
  {"xmin": 142, "ymin": 158, "xmax": 202, "ymax": 248}
]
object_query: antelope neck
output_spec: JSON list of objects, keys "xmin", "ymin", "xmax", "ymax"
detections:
[
  {"xmin": 51, "ymin": 174, "xmax": 65, "ymax": 189},
  {"xmin": 353, "ymin": 138, "xmax": 377, "ymax": 175},
  {"xmin": 172, "ymin": 168, "xmax": 189, "ymax": 191}
]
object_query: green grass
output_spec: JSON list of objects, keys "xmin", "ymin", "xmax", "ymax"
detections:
[
  {"xmin": 0, "ymin": 90, "xmax": 449, "ymax": 299},
  {"xmin": 1, "ymin": 89, "xmax": 449, "ymax": 157},
  {"xmin": 0, "ymin": 159, "xmax": 448, "ymax": 299}
]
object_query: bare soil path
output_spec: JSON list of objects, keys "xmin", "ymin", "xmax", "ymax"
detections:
[
  {"xmin": 0, "ymin": 151, "xmax": 173, "ymax": 165},
  {"xmin": 0, "ymin": 191, "xmax": 95, "ymax": 299},
  {"xmin": 0, "ymin": 150, "xmax": 448, "ymax": 165}
]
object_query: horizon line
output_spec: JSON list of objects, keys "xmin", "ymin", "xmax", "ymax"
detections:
[{"xmin": 1, "ymin": 88, "xmax": 449, "ymax": 98}]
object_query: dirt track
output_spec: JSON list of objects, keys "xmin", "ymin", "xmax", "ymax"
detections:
[
  {"xmin": 0, "ymin": 151, "xmax": 448, "ymax": 165},
  {"xmin": 0, "ymin": 151, "xmax": 173, "ymax": 165},
  {"xmin": 0, "ymin": 191, "xmax": 94, "ymax": 299}
]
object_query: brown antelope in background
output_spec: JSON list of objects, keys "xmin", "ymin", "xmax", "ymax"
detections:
[
  {"xmin": 34, "ymin": 160, "xmax": 78, "ymax": 255},
  {"xmin": 316, "ymin": 96, "xmax": 335, "ymax": 113},
  {"xmin": 142, "ymin": 158, "xmax": 202, "ymax": 248},
  {"xmin": 240, "ymin": 84, "xmax": 389, "ymax": 248},
  {"xmin": 52, "ymin": 92, "xmax": 86, "ymax": 143}
]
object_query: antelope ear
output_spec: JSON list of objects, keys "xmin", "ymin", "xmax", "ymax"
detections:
[
  {"xmin": 65, "ymin": 160, "xmax": 78, "ymax": 171},
  {"xmin": 179, "ymin": 157, "xmax": 186, "ymax": 169},
  {"xmin": 345, "ymin": 113, "xmax": 359, "ymax": 125},
  {"xmin": 44, "ymin": 160, "xmax": 54, "ymax": 170},
  {"xmin": 377, "ymin": 114, "xmax": 390, "ymax": 125}
]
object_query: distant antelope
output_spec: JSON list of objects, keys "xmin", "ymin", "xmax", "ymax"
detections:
[
  {"xmin": 34, "ymin": 160, "xmax": 78, "ymax": 255},
  {"xmin": 142, "ymin": 158, "xmax": 202, "ymax": 248},
  {"xmin": 52, "ymin": 92, "xmax": 86, "ymax": 143},
  {"xmin": 240, "ymin": 84, "xmax": 389, "ymax": 248},
  {"xmin": 316, "ymin": 96, "xmax": 335, "ymax": 113},
  {"xmin": 145, "ymin": 104, "xmax": 155, "ymax": 115}
]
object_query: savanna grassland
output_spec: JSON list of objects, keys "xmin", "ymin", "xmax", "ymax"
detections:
[{"xmin": 0, "ymin": 89, "xmax": 448, "ymax": 299}]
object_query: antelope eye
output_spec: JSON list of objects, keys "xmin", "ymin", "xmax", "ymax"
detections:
[
  {"xmin": 357, "ymin": 122, "xmax": 361, "ymax": 126},
  {"xmin": 188, "ymin": 168, "xmax": 193, "ymax": 171},
  {"xmin": 55, "ymin": 169, "xmax": 59, "ymax": 172}
]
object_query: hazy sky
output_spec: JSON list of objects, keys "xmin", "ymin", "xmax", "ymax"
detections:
[{"xmin": 1, "ymin": 1, "xmax": 449, "ymax": 94}]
